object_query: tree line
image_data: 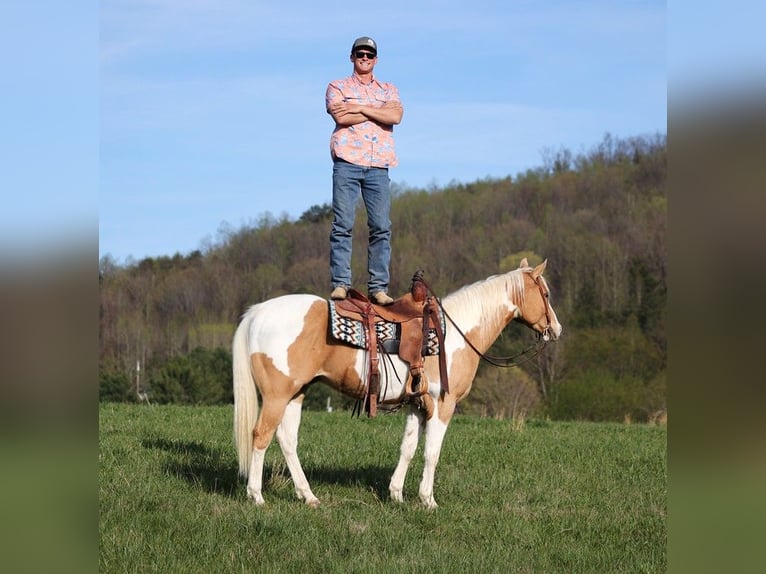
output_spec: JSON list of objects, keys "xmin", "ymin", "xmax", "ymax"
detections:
[{"xmin": 99, "ymin": 132, "xmax": 667, "ymax": 421}]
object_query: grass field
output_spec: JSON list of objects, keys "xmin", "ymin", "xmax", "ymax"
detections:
[{"xmin": 99, "ymin": 403, "xmax": 666, "ymax": 573}]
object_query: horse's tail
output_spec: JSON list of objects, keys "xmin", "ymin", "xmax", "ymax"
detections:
[{"xmin": 232, "ymin": 306, "xmax": 260, "ymax": 478}]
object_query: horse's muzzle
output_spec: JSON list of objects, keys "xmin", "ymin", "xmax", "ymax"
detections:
[{"xmin": 541, "ymin": 323, "xmax": 561, "ymax": 342}]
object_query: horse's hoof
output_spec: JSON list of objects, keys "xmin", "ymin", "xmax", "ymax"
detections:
[{"xmin": 247, "ymin": 488, "xmax": 266, "ymax": 506}]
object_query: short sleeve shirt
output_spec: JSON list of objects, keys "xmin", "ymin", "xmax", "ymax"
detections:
[{"xmin": 326, "ymin": 74, "xmax": 400, "ymax": 168}]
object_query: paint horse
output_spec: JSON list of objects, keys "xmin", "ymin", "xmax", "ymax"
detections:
[{"xmin": 233, "ymin": 258, "xmax": 562, "ymax": 508}]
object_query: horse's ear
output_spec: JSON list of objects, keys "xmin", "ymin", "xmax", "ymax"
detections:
[
  {"xmin": 519, "ymin": 257, "xmax": 529, "ymax": 268},
  {"xmin": 531, "ymin": 259, "xmax": 548, "ymax": 279}
]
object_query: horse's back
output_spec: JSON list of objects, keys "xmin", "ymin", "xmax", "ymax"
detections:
[{"xmin": 243, "ymin": 293, "xmax": 328, "ymax": 358}]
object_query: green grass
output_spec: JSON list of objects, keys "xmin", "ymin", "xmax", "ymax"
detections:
[{"xmin": 99, "ymin": 404, "xmax": 666, "ymax": 573}]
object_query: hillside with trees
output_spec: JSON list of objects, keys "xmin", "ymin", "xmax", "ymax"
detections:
[{"xmin": 99, "ymin": 133, "xmax": 666, "ymax": 421}]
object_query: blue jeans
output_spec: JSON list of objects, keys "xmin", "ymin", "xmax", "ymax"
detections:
[{"xmin": 330, "ymin": 158, "xmax": 391, "ymax": 294}]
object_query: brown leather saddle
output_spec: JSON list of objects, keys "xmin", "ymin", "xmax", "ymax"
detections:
[{"xmin": 330, "ymin": 271, "xmax": 448, "ymax": 418}]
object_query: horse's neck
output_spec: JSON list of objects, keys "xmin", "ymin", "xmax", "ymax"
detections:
[{"xmin": 443, "ymin": 275, "xmax": 516, "ymax": 352}]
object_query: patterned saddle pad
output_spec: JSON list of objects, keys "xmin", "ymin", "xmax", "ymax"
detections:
[{"xmin": 328, "ymin": 301, "xmax": 445, "ymax": 356}]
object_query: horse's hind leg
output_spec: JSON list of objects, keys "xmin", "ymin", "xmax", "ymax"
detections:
[
  {"xmin": 247, "ymin": 448, "xmax": 267, "ymax": 505},
  {"xmin": 246, "ymin": 394, "xmax": 292, "ymax": 505},
  {"xmin": 389, "ymin": 406, "xmax": 425, "ymax": 503},
  {"xmin": 276, "ymin": 396, "xmax": 320, "ymax": 507}
]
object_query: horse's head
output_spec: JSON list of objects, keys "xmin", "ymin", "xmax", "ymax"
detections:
[{"xmin": 516, "ymin": 258, "xmax": 562, "ymax": 342}]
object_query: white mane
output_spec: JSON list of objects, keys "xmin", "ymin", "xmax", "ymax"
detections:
[{"xmin": 441, "ymin": 268, "xmax": 527, "ymax": 331}]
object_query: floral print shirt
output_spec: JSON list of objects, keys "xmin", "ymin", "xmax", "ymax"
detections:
[{"xmin": 326, "ymin": 73, "xmax": 400, "ymax": 168}]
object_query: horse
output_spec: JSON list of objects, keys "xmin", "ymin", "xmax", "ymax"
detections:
[{"xmin": 232, "ymin": 258, "xmax": 562, "ymax": 508}]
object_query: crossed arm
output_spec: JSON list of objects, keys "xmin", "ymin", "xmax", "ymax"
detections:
[{"xmin": 328, "ymin": 100, "xmax": 403, "ymax": 127}]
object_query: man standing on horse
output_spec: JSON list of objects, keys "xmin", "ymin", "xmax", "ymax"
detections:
[{"xmin": 325, "ymin": 36, "xmax": 403, "ymax": 306}]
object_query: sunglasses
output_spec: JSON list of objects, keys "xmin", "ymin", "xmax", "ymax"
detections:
[{"xmin": 354, "ymin": 51, "xmax": 376, "ymax": 60}]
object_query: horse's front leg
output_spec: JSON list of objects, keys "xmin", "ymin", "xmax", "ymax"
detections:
[
  {"xmin": 276, "ymin": 398, "xmax": 320, "ymax": 507},
  {"xmin": 418, "ymin": 397, "xmax": 456, "ymax": 509},
  {"xmin": 389, "ymin": 406, "xmax": 425, "ymax": 503}
]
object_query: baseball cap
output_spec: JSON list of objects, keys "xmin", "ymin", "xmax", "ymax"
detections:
[{"xmin": 351, "ymin": 36, "xmax": 377, "ymax": 55}]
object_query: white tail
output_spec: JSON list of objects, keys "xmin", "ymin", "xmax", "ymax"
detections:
[{"xmin": 232, "ymin": 306, "xmax": 260, "ymax": 477}]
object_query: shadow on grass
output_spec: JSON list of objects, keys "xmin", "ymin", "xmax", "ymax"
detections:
[
  {"xmin": 141, "ymin": 437, "xmax": 241, "ymax": 498},
  {"xmin": 307, "ymin": 464, "xmax": 392, "ymax": 501},
  {"xmin": 141, "ymin": 436, "xmax": 393, "ymax": 501}
]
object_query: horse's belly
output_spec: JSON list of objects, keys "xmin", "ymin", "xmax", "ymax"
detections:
[
  {"xmin": 378, "ymin": 359, "xmax": 411, "ymax": 401},
  {"xmin": 325, "ymin": 348, "xmax": 409, "ymax": 401}
]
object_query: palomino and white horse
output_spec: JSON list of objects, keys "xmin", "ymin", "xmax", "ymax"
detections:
[{"xmin": 232, "ymin": 258, "xmax": 562, "ymax": 508}]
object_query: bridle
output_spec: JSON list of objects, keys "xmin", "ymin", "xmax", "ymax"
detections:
[
  {"xmin": 419, "ymin": 273, "xmax": 553, "ymax": 369},
  {"xmin": 534, "ymin": 274, "xmax": 556, "ymax": 343}
]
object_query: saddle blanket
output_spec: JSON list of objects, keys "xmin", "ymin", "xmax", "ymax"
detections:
[{"xmin": 328, "ymin": 301, "xmax": 445, "ymax": 356}]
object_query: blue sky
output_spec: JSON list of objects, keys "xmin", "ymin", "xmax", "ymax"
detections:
[
  {"xmin": 3, "ymin": 2, "xmax": 764, "ymax": 265},
  {"xmin": 96, "ymin": 0, "xmax": 667, "ymax": 263},
  {"xmin": 0, "ymin": 2, "xmax": 97, "ymax": 260}
]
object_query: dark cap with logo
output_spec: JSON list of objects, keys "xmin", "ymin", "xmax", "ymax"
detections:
[{"xmin": 351, "ymin": 36, "xmax": 377, "ymax": 55}]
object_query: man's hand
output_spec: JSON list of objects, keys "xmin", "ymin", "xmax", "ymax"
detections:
[
  {"xmin": 329, "ymin": 101, "xmax": 362, "ymax": 116},
  {"xmin": 367, "ymin": 100, "xmax": 403, "ymax": 125},
  {"xmin": 328, "ymin": 101, "xmax": 366, "ymax": 126},
  {"xmin": 328, "ymin": 99, "xmax": 403, "ymax": 126}
]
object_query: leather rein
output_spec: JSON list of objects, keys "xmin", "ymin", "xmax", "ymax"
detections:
[{"xmin": 418, "ymin": 275, "xmax": 551, "ymax": 369}]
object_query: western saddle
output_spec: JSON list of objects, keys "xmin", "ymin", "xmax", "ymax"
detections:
[{"xmin": 332, "ymin": 271, "xmax": 448, "ymax": 419}]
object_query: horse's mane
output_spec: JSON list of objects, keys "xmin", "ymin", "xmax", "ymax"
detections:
[{"xmin": 442, "ymin": 268, "xmax": 528, "ymax": 328}]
